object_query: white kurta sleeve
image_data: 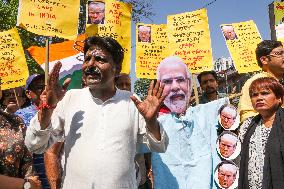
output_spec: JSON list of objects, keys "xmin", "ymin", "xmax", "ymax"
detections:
[
  {"xmin": 25, "ymin": 90, "xmax": 71, "ymax": 154},
  {"xmin": 137, "ymin": 112, "xmax": 169, "ymax": 153}
]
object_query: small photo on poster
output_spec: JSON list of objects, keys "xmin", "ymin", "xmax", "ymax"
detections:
[
  {"xmin": 214, "ymin": 161, "xmax": 239, "ymax": 189},
  {"xmin": 138, "ymin": 25, "xmax": 151, "ymax": 43},
  {"xmin": 221, "ymin": 25, "xmax": 238, "ymax": 40},
  {"xmin": 217, "ymin": 131, "xmax": 241, "ymax": 160},
  {"xmin": 87, "ymin": 1, "xmax": 105, "ymax": 24},
  {"xmin": 218, "ymin": 104, "xmax": 240, "ymax": 130}
]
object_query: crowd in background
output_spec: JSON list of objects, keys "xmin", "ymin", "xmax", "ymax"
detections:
[{"xmin": 1, "ymin": 37, "xmax": 284, "ymax": 189}]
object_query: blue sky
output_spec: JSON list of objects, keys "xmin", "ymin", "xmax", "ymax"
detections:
[{"xmin": 130, "ymin": 0, "xmax": 278, "ymax": 85}]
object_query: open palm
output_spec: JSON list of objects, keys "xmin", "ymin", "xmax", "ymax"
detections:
[
  {"xmin": 131, "ymin": 81, "xmax": 166, "ymax": 124},
  {"xmin": 41, "ymin": 61, "xmax": 71, "ymax": 107}
]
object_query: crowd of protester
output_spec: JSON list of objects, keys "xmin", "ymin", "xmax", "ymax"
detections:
[{"xmin": 1, "ymin": 36, "xmax": 284, "ymax": 189}]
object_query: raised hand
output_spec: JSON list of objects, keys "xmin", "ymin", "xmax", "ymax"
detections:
[
  {"xmin": 131, "ymin": 81, "xmax": 166, "ymax": 124},
  {"xmin": 41, "ymin": 61, "xmax": 71, "ymax": 107},
  {"xmin": 38, "ymin": 61, "xmax": 71, "ymax": 130}
]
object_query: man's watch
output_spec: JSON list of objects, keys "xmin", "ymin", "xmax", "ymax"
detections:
[{"xmin": 23, "ymin": 178, "xmax": 31, "ymax": 189}]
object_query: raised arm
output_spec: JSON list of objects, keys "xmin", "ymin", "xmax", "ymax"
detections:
[
  {"xmin": 38, "ymin": 62, "xmax": 70, "ymax": 129},
  {"xmin": 131, "ymin": 81, "xmax": 167, "ymax": 141}
]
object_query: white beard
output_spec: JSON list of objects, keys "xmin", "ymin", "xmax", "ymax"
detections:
[{"xmin": 164, "ymin": 97, "xmax": 187, "ymax": 114}]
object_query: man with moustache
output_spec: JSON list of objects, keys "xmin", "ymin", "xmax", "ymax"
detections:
[
  {"xmin": 198, "ymin": 71, "xmax": 227, "ymax": 104},
  {"xmin": 152, "ymin": 56, "xmax": 227, "ymax": 189},
  {"xmin": 25, "ymin": 36, "xmax": 168, "ymax": 189}
]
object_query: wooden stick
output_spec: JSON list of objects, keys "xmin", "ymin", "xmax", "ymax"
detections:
[
  {"xmin": 13, "ymin": 88, "xmax": 20, "ymax": 108},
  {"xmin": 45, "ymin": 38, "xmax": 50, "ymax": 86},
  {"xmin": 192, "ymin": 74, "xmax": 199, "ymax": 105}
]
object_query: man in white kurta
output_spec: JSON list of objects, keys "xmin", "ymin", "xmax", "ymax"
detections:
[
  {"xmin": 25, "ymin": 36, "xmax": 168, "ymax": 189},
  {"xmin": 25, "ymin": 88, "xmax": 167, "ymax": 188}
]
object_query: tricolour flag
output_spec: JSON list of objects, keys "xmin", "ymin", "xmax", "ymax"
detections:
[{"xmin": 27, "ymin": 35, "xmax": 85, "ymax": 89}]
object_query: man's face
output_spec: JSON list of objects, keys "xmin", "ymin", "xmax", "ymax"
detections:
[
  {"xmin": 220, "ymin": 109, "xmax": 236, "ymax": 129},
  {"xmin": 219, "ymin": 137, "xmax": 236, "ymax": 158},
  {"xmin": 26, "ymin": 78, "xmax": 45, "ymax": 105},
  {"xmin": 115, "ymin": 75, "xmax": 131, "ymax": 91},
  {"xmin": 138, "ymin": 30, "xmax": 150, "ymax": 42},
  {"xmin": 223, "ymin": 26, "xmax": 237, "ymax": 40},
  {"xmin": 218, "ymin": 168, "xmax": 236, "ymax": 189},
  {"xmin": 2, "ymin": 88, "xmax": 26, "ymax": 112},
  {"xmin": 88, "ymin": 4, "xmax": 105, "ymax": 24},
  {"xmin": 200, "ymin": 74, "xmax": 218, "ymax": 95},
  {"xmin": 265, "ymin": 46, "xmax": 284, "ymax": 77},
  {"xmin": 160, "ymin": 64, "xmax": 190, "ymax": 114},
  {"xmin": 82, "ymin": 45, "xmax": 116, "ymax": 90}
]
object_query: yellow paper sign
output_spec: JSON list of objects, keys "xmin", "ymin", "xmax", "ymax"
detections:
[
  {"xmin": 221, "ymin": 20, "xmax": 262, "ymax": 73},
  {"xmin": 167, "ymin": 9, "xmax": 213, "ymax": 73},
  {"xmin": 17, "ymin": 0, "xmax": 80, "ymax": 39},
  {"xmin": 86, "ymin": 0, "xmax": 131, "ymax": 74},
  {"xmin": 0, "ymin": 28, "xmax": 29, "ymax": 90},
  {"xmin": 274, "ymin": 2, "xmax": 284, "ymax": 43},
  {"xmin": 136, "ymin": 24, "xmax": 169, "ymax": 79}
]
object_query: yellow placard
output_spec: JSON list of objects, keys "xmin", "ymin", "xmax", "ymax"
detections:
[
  {"xmin": 136, "ymin": 24, "xmax": 169, "ymax": 79},
  {"xmin": 221, "ymin": 20, "xmax": 262, "ymax": 73},
  {"xmin": 0, "ymin": 28, "xmax": 29, "ymax": 90},
  {"xmin": 86, "ymin": 0, "xmax": 131, "ymax": 74},
  {"xmin": 167, "ymin": 8, "xmax": 213, "ymax": 73},
  {"xmin": 274, "ymin": 2, "xmax": 284, "ymax": 43},
  {"xmin": 17, "ymin": 0, "xmax": 80, "ymax": 39}
]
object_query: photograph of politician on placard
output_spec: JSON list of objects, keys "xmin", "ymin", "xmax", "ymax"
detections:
[
  {"xmin": 217, "ymin": 131, "xmax": 241, "ymax": 160},
  {"xmin": 218, "ymin": 104, "xmax": 240, "ymax": 130},
  {"xmin": 137, "ymin": 25, "xmax": 152, "ymax": 43},
  {"xmin": 87, "ymin": 1, "xmax": 105, "ymax": 24},
  {"xmin": 221, "ymin": 25, "xmax": 238, "ymax": 40},
  {"xmin": 214, "ymin": 161, "xmax": 239, "ymax": 189}
]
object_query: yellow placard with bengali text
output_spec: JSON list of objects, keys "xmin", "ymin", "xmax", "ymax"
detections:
[
  {"xmin": 136, "ymin": 24, "xmax": 169, "ymax": 79},
  {"xmin": 221, "ymin": 20, "xmax": 262, "ymax": 73},
  {"xmin": 17, "ymin": 0, "xmax": 80, "ymax": 39},
  {"xmin": 167, "ymin": 8, "xmax": 213, "ymax": 73},
  {"xmin": 0, "ymin": 28, "xmax": 29, "ymax": 90},
  {"xmin": 86, "ymin": 0, "xmax": 131, "ymax": 74}
]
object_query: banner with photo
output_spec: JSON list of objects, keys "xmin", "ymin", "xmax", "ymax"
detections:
[
  {"xmin": 136, "ymin": 24, "xmax": 169, "ymax": 79},
  {"xmin": 221, "ymin": 20, "xmax": 261, "ymax": 73},
  {"xmin": 86, "ymin": 0, "xmax": 131, "ymax": 74},
  {"xmin": 167, "ymin": 8, "xmax": 213, "ymax": 73},
  {"xmin": 274, "ymin": 2, "xmax": 284, "ymax": 43},
  {"xmin": 0, "ymin": 28, "xmax": 29, "ymax": 90}
]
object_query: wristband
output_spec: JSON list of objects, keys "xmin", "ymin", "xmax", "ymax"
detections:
[{"xmin": 37, "ymin": 103, "xmax": 56, "ymax": 110}]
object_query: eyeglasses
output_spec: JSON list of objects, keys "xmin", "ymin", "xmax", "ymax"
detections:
[
  {"xmin": 161, "ymin": 77, "xmax": 189, "ymax": 85},
  {"xmin": 268, "ymin": 51, "xmax": 284, "ymax": 58}
]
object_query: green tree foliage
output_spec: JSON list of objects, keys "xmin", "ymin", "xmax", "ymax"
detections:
[{"xmin": 134, "ymin": 78, "xmax": 151, "ymax": 100}]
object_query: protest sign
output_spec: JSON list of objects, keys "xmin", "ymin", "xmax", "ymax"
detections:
[
  {"xmin": 221, "ymin": 20, "xmax": 261, "ymax": 73},
  {"xmin": 273, "ymin": 2, "xmax": 284, "ymax": 43},
  {"xmin": 17, "ymin": 0, "xmax": 80, "ymax": 39},
  {"xmin": 136, "ymin": 24, "xmax": 169, "ymax": 79},
  {"xmin": 167, "ymin": 8, "xmax": 213, "ymax": 73},
  {"xmin": 86, "ymin": 0, "xmax": 131, "ymax": 74},
  {"xmin": 0, "ymin": 28, "xmax": 29, "ymax": 90}
]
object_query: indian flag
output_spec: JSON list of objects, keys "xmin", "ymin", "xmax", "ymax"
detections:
[{"xmin": 27, "ymin": 35, "xmax": 86, "ymax": 89}]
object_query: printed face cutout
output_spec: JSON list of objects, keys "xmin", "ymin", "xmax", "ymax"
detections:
[
  {"xmin": 215, "ymin": 161, "xmax": 239, "ymax": 189},
  {"xmin": 217, "ymin": 131, "xmax": 241, "ymax": 160},
  {"xmin": 218, "ymin": 104, "xmax": 240, "ymax": 130}
]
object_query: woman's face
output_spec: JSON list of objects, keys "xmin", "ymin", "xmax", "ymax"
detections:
[{"xmin": 251, "ymin": 88, "xmax": 281, "ymax": 114}]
